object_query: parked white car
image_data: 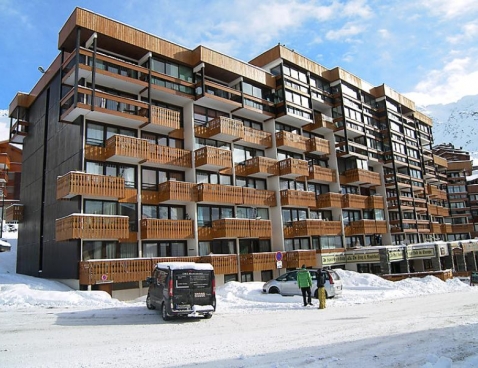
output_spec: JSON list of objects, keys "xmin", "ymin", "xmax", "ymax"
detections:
[{"xmin": 263, "ymin": 268, "xmax": 343, "ymax": 299}]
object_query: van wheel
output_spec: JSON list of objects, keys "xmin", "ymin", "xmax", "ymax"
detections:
[
  {"xmin": 268, "ymin": 287, "xmax": 280, "ymax": 294},
  {"xmin": 146, "ymin": 294, "xmax": 155, "ymax": 310},
  {"xmin": 203, "ymin": 313, "xmax": 213, "ymax": 319},
  {"xmin": 161, "ymin": 303, "xmax": 171, "ymax": 321}
]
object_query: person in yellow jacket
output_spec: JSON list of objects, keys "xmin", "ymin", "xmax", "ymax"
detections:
[
  {"xmin": 297, "ymin": 264, "xmax": 313, "ymax": 306},
  {"xmin": 317, "ymin": 268, "xmax": 327, "ymax": 309}
]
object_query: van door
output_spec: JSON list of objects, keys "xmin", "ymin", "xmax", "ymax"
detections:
[
  {"xmin": 150, "ymin": 269, "xmax": 167, "ymax": 306},
  {"xmin": 172, "ymin": 269, "xmax": 215, "ymax": 310}
]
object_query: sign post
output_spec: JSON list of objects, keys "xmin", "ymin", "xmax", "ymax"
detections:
[
  {"xmin": 275, "ymin": 251, "xmax": 283, "ymax": 269},
  {"xmin": 471, "ymin": 271, "xmax": 478, "ymax": 286}
]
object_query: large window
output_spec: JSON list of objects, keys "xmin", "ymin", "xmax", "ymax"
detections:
[
  {"xmin": 233, "ymin": 145, "xmax": 264, "ymax": 164},
  {"xmin": 141, "ymin": 168, "xmax": 184, "ymax": 191},
  {"xmin": 239, "ymin": 239, "xmax": 271, "ymax": 253},
  {"xmin": 197, "ymin": 205, "xmax": 234, "ymax": 227},
  {"xmin": 236, "ymin": 207, "xmax": 269, "ymax": 220},
  {"xmin": 83, "ymin": 241, "xmax": 138, "ymax": 260},
  {"xmin": 149, "ymin": 58, "xmax": 193, "ymax": 83},
  {"xmin": 196, "ymin": 170, "xmax": 232, "ymax": 185},
  {"xmin": 84, "ymin": 199, "xmax": 137, "ymax": 231},
  {"xmin": 85, "ymin": 122, "xmax": 136, "ymax": 146},
  {"xmin": 282, "ymin": 208, "xmax": 307, "ymax": 225},
  {"xmin": 86, "ymin": 161, "xmax": 136, "ymax": 188},
  {"xmin": 142, "ymin": 241, "xmax": 187, "ymax": 257},
  {"xmin": 142, "ymin": 204, "xmax": 186, "ymax": 220}
]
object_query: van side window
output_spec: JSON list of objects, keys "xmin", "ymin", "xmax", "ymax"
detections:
[{"xmin": 156, "ymin": 270, "xmax": 167, "ymax": 285}]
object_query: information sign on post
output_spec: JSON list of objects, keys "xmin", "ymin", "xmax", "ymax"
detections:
[
  {"xmin": 275, "ymin": 251, "xmax": 283, "ymax": 269},
  {"xmin": 471, "ymin": 272, "xmax": 478, "ymax": 286}
]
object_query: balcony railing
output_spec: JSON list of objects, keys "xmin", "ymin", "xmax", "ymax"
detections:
[
  {"xmin": 239, "ymin": 127, "xmax": 273, "ymax": 148},
  {"xmin": 366, "ymin": 195, "xmax": 385, "ymax": 209},
  {"xmin": 302, "ymin": 113, "xmax": 335, "ymax": 133},
  {"xmin": 286, "ymin": 250, "xmax": 317, "ymax": 269},
  {"xmin": 316, "ymin": 192, "xmax": 343, "ymax": 208},
  {"xmin": 240, "ymin": 252, "xmax": 280, "ymax": 272},
  {"xmin": 212, "ymin": 218, "xmax": 272, "ymax": 238},
  {"xmin": 200, "ymin": 254, "xmax": 238, "ymax": 275},
  {"xmin": 278, "ymin": 158, "xmax": 309, "ymax": 178},
  {"xmin": 195, "ymin": 146, "xmax": 232, "ymax": 170},
  {"xmin": 56, "ymin": 172, "xmax": 125, "ymax": 200},
  {"xmin": 235, "ymin": 156, "xmax": 279, "ymax": 177},
  {"xmin": 307, "ymin": 165, "xmax": 336, "ymax": 183},
  {"xmin": 197, "ymin": 183, "xmax": 244, "ymax": 204},
  {"xmin": 451, "ymin": 224, "xmax": 473, "ymax": 233},
  {"xmin": 293, "ymin": 220, "xmax": 342, "ymax": 236},
  {"xmin": 105, "ymin": 135, "xmax": 149, "ymax": 163},
  {"xmin": 5, "ymin": 204, "xmax": 23, "ymax": 222},
  {"xmin": 140, "ymin": 219, "xmax": 194, "ymax": 240},
  {"xmin": 306, "ymin": 137, "xmax": 330, "ymax": 154},
  {"xmin": 79, "ymin": 258, "xmax": 153, "ymax": 285},
  {"xmin": 341, "ymin": 168, "xmax": 381, "ymax": 186},
  {"xmin": 275, "ymin": 131, "xmax": 308, "ymax": 152},
  {"xmin": 147, "ymin": 144, "xmax": 192, "ymax": 168},
  {"xmin": 345, "ymin": 220, "xmax": 387, "ymax": 235},
  {"xmin": 56, "ymin": 214, "xmax": 129, "ymax": 241},
  {"xmin": 280, "ymin": 189, "xmax": 316, "ymax": 207},
  {"xmin": 156, "ymin": 180, "xmax": 198, "ymax": 203},
  {"xmin": 148, "ymin": 105, "xmax": 181, "ymax": 133},
  {"xmin": 342, "ymin": 194, "xmax": 368, "ymax": 209},
  {"xmin": 0, "ymin": 154, "xmax": 11, "ymax": 170},
  {"xmin": 242, "ymin": 187, "xmax": 276, "ymax": 207},
  {"xmin": 195, "ymin": 116, "xmax": 244, "ymax": 142}
]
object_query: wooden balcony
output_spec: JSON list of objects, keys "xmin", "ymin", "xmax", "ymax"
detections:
[
  {"xmin": 366, "ymin": 195, "xmax": 385, "ymax": 209},
  {"xmin": 468, "ymin": 184, "xmax": 478, "ymax": 194},
  {"xmin": 433, "ymin": 154, "xmax": 448, "ymax": 168},
  {"xmin": 146, "ymin": 144, "xmax": 192, "ymax": 169},
  {"xmin": 156, "ymin": 180, "xmax": 198, "ymax": 203},
  {"xmin": 10, "ymin": 118, "xmax": 29, "ymax": 144},
  {"xmin": 235, "ymin": 156, "xmax": 279, "ymax": 177},
  {"xmin": 240, "ymin": 252, "xmax": 280, "ymax": 272},
  {"xmin": 293, "ymin": 220, "xmax": 342, "ymax": 236},
  {"xmin": 197, "ymin": 183, "xmax": 243, "ymax": 204},
  {"xmin": 342, "ymin": 194, "xmax": 368, "ymax": 209},
  {"xmin": 0, "ymin": 154, "xmax": 11, "ymax": 170},
  {"xmin": 239, "ymin": 127, "xmax": 273, "ymax": 148},
  {"xmin": 442, "ymin": 223, "xmax": 453, "ymax": 233},
  {"xmin": 278, "ymin": 158, "xmax": 309, "ymax": 178},
  {"xmin": 140, "ymin": 219, "xmax": 194, "ymax": 240},
  {"xmin": 275, "ymin": 131, "xmax": 308, "ymax": 153},
  {"xmin": 307, "ymin": 165, "xmax": 336, "ymax": 183},
  {"xmin": 56, "ymin": 172, "xmax": 125, "ymax": 200},
  {"xmin": 430, "ymin": 222, "xmax": 444, "ymax": 234},
  {"xmin": 194, "ymin": 116, "xmax": 244, "ymax": 142},
  {"xmin": 451, "ymin": 224, "xmax": 474, "ymax": 233},
  {"xmin": 302, "ymin": 113, "xmax": 335, "ymax": 133},
  {"xmin": 194, "ymin": 146, "xmax": 232, "ymax": 170},
  {"xmin": 242, "ymin": 187, "xmax": 277, "ymax": 207},
  {"xmin": 200, "ymin": 254, "xmax": 238, "ymax": 275},
  {"xmin": 79, "ymin": 258, "xmax": 154, "ymax": 285},
  {"xmin": 426, "ymin": 185, "xmax": 447, "ymax": 200},
  {"xmin": 147, "ymin": 105, "xmax": 181, "ymax": 134},
  {"xmin": 105, "ymin": 135, "xmax": 149, "ymax": 164},
  {"xmin": 286, "ymin": 250, "xmax": 317, "ymax": 269},
  {"xmin": 280, "ymin": 189, "xmax": 316, "ymax": 207},
  {"xmin": 345, "ymin": 220, "xmax": 387, "ymax": 235},
  {"xmin": 436, "ymin": 206, "xmax": 449, "ymax": 217},
  {"xmin": 5, "ymin": 204, "xmax": 23, "ymax": 222},
  {"xmin": 316, "ymin": 192, "xmax": 343, "ymax": 209},
  {"xmin": 212, "ymin": 218, "xmax": 271, "ymax": 238},
  {"xmin": 56, "ymin": 214, "xmax": 129, "ymax": 241},
  {"xmin": 306, "ymin": 137, "xmax": 330, "ymax": 154},
  {"xmin": 340, "ymin": 168, "xmax": 381, "ymax": 186}
]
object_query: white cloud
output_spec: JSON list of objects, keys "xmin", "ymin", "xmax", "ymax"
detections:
[
  {"xmin": 446, "ymin": 22, "xmax": 478, "ymax": 44},
  {"xmin": 405, "ymin": 56, "xmax": 478, "ymax": 105},
  {"xmin": 421, "ymin": 0, "xmax": 478, "ymax": 19},
  {"xmin": 0, "ymin": 114, "xmax": 11, "ymax": 141},
  {"xmin": 325, "ymin": 22, "xmax": 365, "ymax": 41}
]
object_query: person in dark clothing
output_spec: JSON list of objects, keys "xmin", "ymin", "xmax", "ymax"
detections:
[
  {"xmin": 317, "ymin": 268, "xmax": 327, "ymax": 309},
  {"xmin": 297, "ymin": 264, "xmax": 313, "ymax": 306}
]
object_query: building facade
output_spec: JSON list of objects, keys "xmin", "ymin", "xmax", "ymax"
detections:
[
  {"xmin": 8, "ymin": 8, "xmax": 476, "ymax": 299},
  {"xmin": 0, "ymin": 140, "xmax": 22, "ymax": 234}
]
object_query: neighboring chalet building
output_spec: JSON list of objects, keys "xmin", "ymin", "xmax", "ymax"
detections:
[
  {"xmin": 7, "ymin": 8, "xmax": 477, "ymax": 299},
  {"xmin": 0, "ymin": 140, "xmax": 22, "ymax": 233}
]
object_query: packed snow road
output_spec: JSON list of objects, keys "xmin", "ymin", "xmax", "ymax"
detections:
[{"xmin": 1, "ymin": 291, "xmax": 477, "ymax": 368}]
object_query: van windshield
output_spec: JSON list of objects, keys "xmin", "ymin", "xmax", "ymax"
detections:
[{"xmin": 174, "ymin": 270, "xmax": 211, "ymax": 289}]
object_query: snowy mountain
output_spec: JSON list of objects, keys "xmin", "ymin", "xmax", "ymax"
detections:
[{"xmin": 421, "ymin": 94, "xmax": 478, "ymax": 162}]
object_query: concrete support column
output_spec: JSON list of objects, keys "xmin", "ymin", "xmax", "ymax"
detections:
[
  {"xmin": 465, "ymin": 251, "xmax": 477, "ymax": 271},
  {"xmin": 379, "ymin": 248, "xmax": 391, "ymax": 274},
  {"xmin": 455, "ymin": 252, "xmax": 467, "ymax": 272},
  {"xmin": 431, "ymin": 244, "xmax": 442, "ymax": 271}
]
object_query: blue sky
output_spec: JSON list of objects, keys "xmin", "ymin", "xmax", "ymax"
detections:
[{"xmin": 1, "ymin": 0, "xmax": 478, "ymax": 110}]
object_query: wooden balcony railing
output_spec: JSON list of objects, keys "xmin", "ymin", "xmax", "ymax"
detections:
[
  {"xmin": 0, "ymin": 154, "xmax": 11, "ymax": 170},
  {"xmin": 242, "ymin": 187, "xmax": 277, "ymax": 207},
  {"xmin": 427, "ymin": 185, "xmax": 447, "ymax": 200},
  {"xmin": 437, "ymin": 206, "xmax": 449, "ymax": 217},
  {"xmin": 140, "ymin": 219, "xmax": 194, "ymax": 239},
  {"xmin": 147, "ymin": 144, "xmax": 192, "ymax": 168},
  {"xmin": 430, "ymin": 222, "xmax": 443, "ymax": 234},
  {"xmin": 105, "ymin": 135, "xmax": 149, "ymax": 162},
  {"xmin": 56, "ymin": 171, "xmax": 125, "ymax": 200},
  {"xmin": 149, "ymin": 105, "xmax": 181, "ymax": 132},
  {"xmin": 197, "ymin": 183, "xmax": 244, "ymax": 204},
  {"xmin": 194, "ymin": 146, "xmax": 232, "ymax": 170},
  {"xmin": 5, "ymin": 204, "xmax": 23, "ymax": 222},
  {"xmin": 468, "ymin": 184, "xmax": 478, "ymax": 194},
  {"xmin": 345, "ymin": 220, "xmax": 387, "ymax": 235},
  {"xmin": 306, "ymin": 137, "xmax": 330, "ymax": 154},
  {"xmin": 56, "ymin": 214, "xmax": 129, "ymax": 241},
  {"xmin": 275, "ymin": 131, "xmax": 308, "ymax": 152},
  {"xmin": 342, "ymin": 194, "xmax": 368, "ymax": 209},
  {"xmin": 286, "ymin": 250, "xmax": 317, "ymax": 269},
  {"xmin": 235, "ymin": 156, "xmax": 279, "ymax": 177},
  {"xmin": 442, "ymin": 223, "xmax": 453, "ymax": 233},
  {"xmin": 240, "ymin": 252, "xmax": 280, "ymax": 272},
  {"xmin": 451, "ymin": 224, "xmax": 474, "ymax": 233},
  {"xmin": 433, "ymin": 154, "xmax": 448, "ymax": 168},
  {"xmin": 195, "ymin": 116, "xmax": 244, "ymax": 142},
  {"xmin": 316, "ymin": 192, "xmax": 343, "ymax": 208},
  {"xmin": 280, "ymin": 189, "xmax": 316, "ymax": 207},
  {"xmin": 307, "ymin": 165, "xmax": 336, "ymax": 183},
  {"xmin": 200, "ymin": 254, "xmax": 238, "ymax": 275},
  {"xmin": 293, "ymin": 220, "xmax": 342, "ymax": 236},
  {"xmin": 366, "ymin": 195, "xmax": 384, "ymax": 209},
  {"xmin": 278, "ymin": 158, "xmax": 309, "ymax": 177},
  {"xmin": 240, "ymin": 127, "xmax": 273, "ymax": 148},
  {"xmin": 212, "ymin": 218, "xmax": 272, "ymax": 238},
  {"xmin": 79, "ymin": 258, "xmax": 153, "ymax": 285},
  {"xmin": 302, "ymin": 113, "xmax": 335, "ymax": 132},
  {"xmin": 156, "ymin": 180, "xmax": 198, "ymax": 203},
  {"xmin": 341, "ymin": 168, "xmax": 381, "ymax": 186}
]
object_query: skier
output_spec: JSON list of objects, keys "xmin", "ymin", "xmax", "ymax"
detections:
[{"xmin": 297, "ymin": 264, "xmax": 313, "ymax": 306}]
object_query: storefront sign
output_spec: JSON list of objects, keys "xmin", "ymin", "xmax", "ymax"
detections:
[
  {"xmin": 388, "ymin": 249, "xmax": 404, "ymax": 261},
  {"xmin": 345, "ymin": 252, "xmax": 380, "ymax": 263},
  {"xmin": 406, "ymin": 247, "xmax": 435, "ymax": 259},
  {"xmin": 321, "ymin": 253, "xmax": 346, "ymax": 266},
  {"xmin": 462, "ymin": 241, "xmax": 478, "ymax": 253}
]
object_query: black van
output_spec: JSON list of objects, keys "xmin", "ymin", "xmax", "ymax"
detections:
[{"xmin": 146, "ymin": 262, "xmax": 216, "ymax": 320}]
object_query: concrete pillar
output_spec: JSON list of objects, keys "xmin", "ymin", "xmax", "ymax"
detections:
[
  {"xmin": 465, "ymin": 251, "xmax": 477, "ymax": 271},
  {"xmin": 455, "ymin": 252, "xmax": 467, "ymax": 272},
  {"xmin": 442, "ymin": 243, "xmax": 455, "ymax": 271},
  {"xmin": 431, "ymin": 244, "xmax": 442, "ymax": 271},
  {"xmin": 379, "ymin": 248, "xmax": 391, "ymax": 274}
]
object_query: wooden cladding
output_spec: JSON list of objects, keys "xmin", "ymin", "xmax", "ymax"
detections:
[
  {"xmin": 57, "ymin": 171, "xmax": 125, "ymax": 200},
  {"xmin": 5, "ymin": 204, "xmax": 23, "ymax": 222},
  {"xmin": 150, "ymin": 105, "xmax": 181, "ymax": 131},
  {"xmin": 56, "ymin": 214, "xmax": 129, "ymax": 241},
  {"xmin": 280, "ymin": 189, "xmax": 316, "ymax": 207},
  {"xmin": 105, "ymin": 135, "xmax": 149, "ymax": 162},
  {"xmin": 240, "ymin": 127, "xmax": 273, "ymax": 148},
  {"xmin": 194, "ymin": 146, "xmax": 232, "ymax": 169},
  {"xmin": 147, "ymin": 145, "xmax": 192, "ymax": 168},
  {"xmin": 306, "ymin": 137, "xmax": 330, "ymax": 154},
  {"xmin": 342, "ymin": 194, "xmax": 368, "ymax": 209},
  {"xmin": 140, "ymin": 219, "xmax": 194, "ymax": 239},
  {"xmin": 341, "ymin": 168, "xmax": 381, "ymax": 186},
  {"xmin": 316, "ymin": 193, "xmax": 343, "ymax": 208},
  {"xmin": 235, "ymin": 156, "xmax": 279, "ymax": 177},
  {"xmin": 292, "ymin": 220, "xmax": 342, "ymax": 236},
  {"xmin": 278, "ymin": 158, "xmax": 309, "ymax": 177},
  {"xmin": 345, "ymin": 220, "xmax": 388, "ymax": 235},
  {"xmin": 197, "ymin": 183, "xmax": 244, "ymax": 204},
  {"xmin": 275, "ymin": 131, "xmax": 308, "ymax": 152},
  {"xmin": 0, "ymin": 154, "xmax": 11, "ymax": 170},
  {"xmin": 242, "ymin": 187, "xmax": 276, "ymax": 207},
  {"xmin": 240, "ymin": 252, "xmax": 279, "ymax": 272},
  {"xmin": 286, "ymin": 249, "xmax": 316, "ymax": 269},
  {"xmin": 212, "ymin": 218, "xmax": 272, "ymax": 238},
  {"xmin": 195, "ymin": 116, "xmax": 244, "ymax": 142},
  {"xmin": 307, "ymin": 165, "xmax": 336, "ymax": 183}
]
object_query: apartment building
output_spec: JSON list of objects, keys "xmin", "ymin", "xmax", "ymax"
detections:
[
  {"xmin": 8, "ymin": 8, "xmax": 475, "ymax": 298},
  {"xmin": 0, "ymin": 140, "xmax": 22, "ymax": 233}
]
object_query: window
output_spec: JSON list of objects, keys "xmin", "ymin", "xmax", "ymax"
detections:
[
  {"xmin": 141, "ymin": 168, "xmax": 184, "ymax": 191},
  {"xmin": 84, "ymin": 200, "xmax": 137, "ymax": 231},
  {"xmin": 83, "ymin": 241, "xmax": 138, "ymax": 260},
  {"xmin": 142, "ymin": 241, "xmax": 187, "ymax": 257},
  {"xmin": 196, "ymin": 171, "xmax": 232, "ymax": 185},
  {"xmin": 197, "ymin": 205, "xmax": 234, "ymax": 227},
  {"xmin": 233, "ymin": 145, "xmax": 264, "ymax": 163},
  {"xmin": 86, "ymin": 122, "xmax": 136, "ymax": 146},
  {"xmin": 235, "ymin": 177, "xmax": 266, "ymax": 190},
  {"xmin": 236, "ymin": 207, "xmax": 269, "ymax": 220}
]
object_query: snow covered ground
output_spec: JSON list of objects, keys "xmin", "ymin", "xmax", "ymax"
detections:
[{"xmin": 1, "ymin": 234, "xmax": 478, "ymax": 367}]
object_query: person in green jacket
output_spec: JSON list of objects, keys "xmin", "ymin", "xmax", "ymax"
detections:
[{"xmin": 297, "ymin": 264, "xmax": 313, "ymax": 306}]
